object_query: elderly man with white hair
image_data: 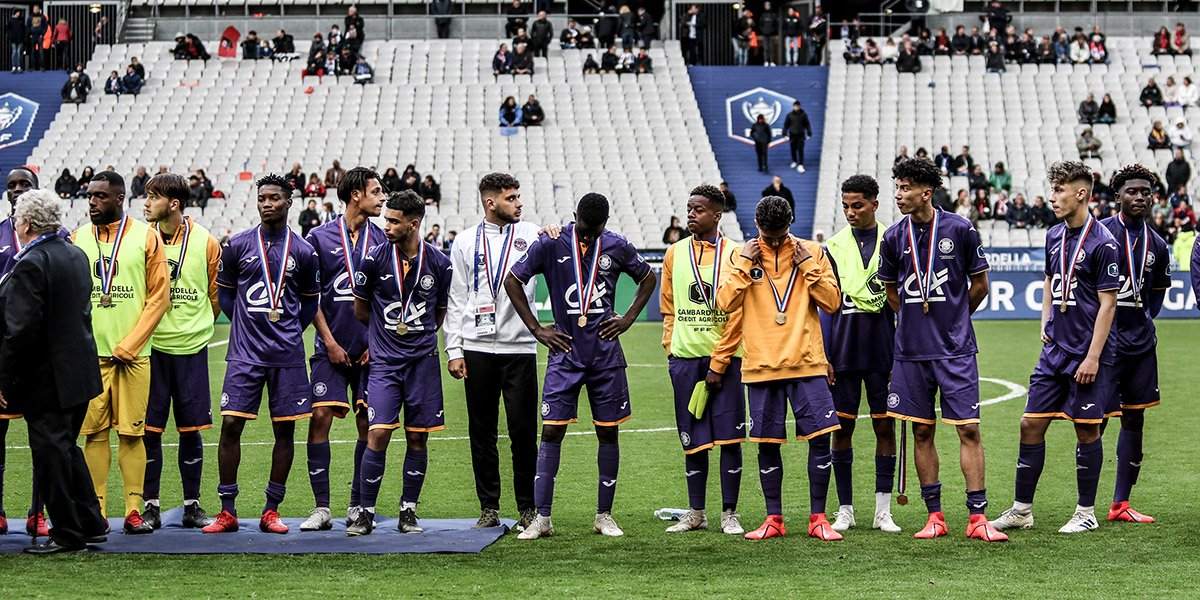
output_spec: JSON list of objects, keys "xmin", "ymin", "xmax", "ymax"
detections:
[{"xmin": 0, "ymin": 189, "xmax": 107, "ymax": 554}]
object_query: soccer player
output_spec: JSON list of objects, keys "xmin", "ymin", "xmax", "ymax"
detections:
[
  {"xmin": 141, "ymin": 173, "xmax": 222, "ymax": 529},
  {"xmin": 203, "ymin": 175, "xmax": 320, "ymax": 534},
  {"xmin": 346, "ymin": 190, "xmax": 452, "ymax": 536},
  {"xmin": 823, "ymin": 175, "xmax": 901, "ymax": 533},
  {"xmin": 716, "ymin": 195, "xmax": 843, "ymax": 541},
  {"xmin": 659, "ymin": 184, "xmax": 745, "ymax": 535},
  {"xmin": 299, "ymin": 167, "xmax": 385, "ymax": 532},
  {"xmin": 504, "ymin": 193, "xmax": 656, "ymax": 540},
  {"xmin": 992, "ymin": 161, "xmax": 1121, "ymax": 535},
  {"xmin": 1097, "ymin": 165, "xmax": 1171, "ymax": 524},
  {"xmin": 444, "ymin": 173, "xmax": 544, "ymax": 530},
  {"xmin": 878, "ymin": 158, "xmax": 1006, "ymax": 542},
  {"xmin": 73, "ymin": 171, "xmax": 170, "ymax": 534}
]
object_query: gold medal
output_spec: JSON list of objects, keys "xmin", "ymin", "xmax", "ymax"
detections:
[
  {"xmin": 395, "ymin": 322, "xmax": 409, "ymax": 335},
  {"xmin": 775, "ymin": 312, "xmax": 787, "ymax": 325},
  {"xmin": 99, "ymin": 293, "xmax": 113, "ymax": 307},
  {"xmin": 922, "ymin": 301, "xmax": 929, "ymax": 315},
  {"xmin": 1059, "ymin": 303, "xmax": 1068, "ymax": 314},
  {"xmin": 269, "ymin": 310, "xmax": 281, "ymax": 322},
  {"xmin": 577, "ymin": 316, "xmax": 588, "ymax": 327},
  {"xmin": 897, "ymin": 494, "xmax": 908, "ymax": 506}
]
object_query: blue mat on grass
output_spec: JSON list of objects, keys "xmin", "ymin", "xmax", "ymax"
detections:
[{"xmin": 0, "ymin": 508, "xmax": 512, "ymax": 554}]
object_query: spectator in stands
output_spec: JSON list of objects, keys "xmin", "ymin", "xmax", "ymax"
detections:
[
  {"xmin": 425, "ymin": 224, "xmax": 445, "ymax": 249},
  {"xmin": 121, "ymin": 65, "xmax": 143, "ymax": 95},
  {"xmin": 530, "ymin": 11, "xmax": 553, "ymax": 58},
  {"xmin": 985, "ymin": 40, "xmax": 1005, "ymax": 73},
  {"xmin": 618, "ymin": 5, "xmax": 636, "ymax": 50},
  {"xmin": 880, "ymin": 37, "xmax": 898, "ymax": 63},
  {"xmin": 322, "ymin": 51, "xmax": 337, "ymax": 75},
  {"xmin": 304, "ymin": 50, "xmax": 326, "ymax": 77},
  {"xmin": 325, "ymin": 160, "xmax": 346, "ymax": 188},
  {"xmin": 506, "ymin": 0, "xmax": 529, "ymax": 37},
  {"xmin": 347, "ymin": 24, "xmax": 364, "ymax": 51},
  {"xmin": 619, "ymin": 46, "xmax": 636, "ymax": 73},
  {"xmin": 419, "ymin": 175, "xmax": 441, "ymax": 206},
  {"xmin": 273, "ymin": 29, "xmax": 296, "ymax": 55},
  {"xmin": 662, "ymin": 217, "xmax": 686, "ymax": 244},
  {"xmin": 896, "ymin": 40, "xmax": 921, "ymax": 73},
  {"xmin": 492, "ymin": 43, "xmax": 512, "ymax": 75},
  {"xmin": 596, "ymin": 2, "xmax": 618, "ymax": 49},
  {"xmin": 1094, "ymin": 93, "xmax": 1116, "ymax": 124},
  {"xmin": 6, "ymin": 9, "xmax": 25, "ymax": 73},
  {"xmin": 345, "ymin": 5, "xmax": 366, "ymax": 40},
  {"xmin": 1089, "ymin": 32, "xmax": 1107, "ymax": 64},
  {"xmin": 1092, "ymin": 172, "xmax": 1115, "ymax": 204},
  {"xmin": 679, "ymin": 4, "xmax": 705, "ymax": 65},
  {"xmin": 130, "ymin": 166, "xmax": 149, "ymax": 200},
  {"xmin": 308, "ymin": 33, "xmax": 326, "ymax": 63},
  {"xmin": 1006, "ymin": 194, "xmax": 1032, "ymax": 229},
  {"xmin": 759, "ymin": 2, "xmax": 779, "ymax": 66},
  {"xmin": 915, "ymin": 147, "xmax": 929, "ymax": 160},
  {"xmin": 1166, "ymin": 149, "xmax": 1191, "ymax": 193},
  {"xmin": 399, "ymin": 165, "xmax": 420, "ymax": 191},
  {"xmin": 843, "ymin": 39, "xmax": 864, "ymax": 64},
  {"xmin": 71, "ymin": 63, "xmax": 91, "ymax": 94},
  {"xmin": 988, "ymin": 162, "xmax": 1012, "ymax": 193},
  {"xmin": 197, "ymin": 169, "xmax": 214, "ymax": 198},
  {"xmin": 783, "ymin": 7, "xmax": 803, "ymax": 66},
  {"xmin": 512, "ymin": 43, "xmax": 533, "ymax": 74},
  {"xmin": 381, "ymin": 168, "xmax": 402, "ymax": 192},
  {"xmin": 103, "ymin": 70, "xmax": 123, "ymax": 95},
  {"xmin": 51, "ymin": 17, "xmax": 71, "ymax": 70},
  {"xmin": 576, "ymin": 27, "xmax": 595, "ymax": 49},
  {"xmin": 1151, "ymin": 211, "xmax": 1172, "ymax": 242},
  {"xmin": 719, "ymin": 182, "xmax": 737, "ymax": 211},
  {"xmin": 1078, "ymin": 93, "xmax": 1099, "ymax": 124},
  {"xmin": 188, "ymin": 33, "xmax": 210, "ymax": 61},
  {"xmin": 731, "ymin": 15, "xmax": 750, "ymax": 66},
  {"xmin": 284, "ymin": 164, "xmax": 305, "ymax": 192},
  {"xmin": 981, "ymin": 0, "xmax": 1010, "ymax": 33},
  {"xmin": 933, "ymin": 146, "xmax": 953, "ymax": 174},
  {"xmin": 299, "ymin": 200, "xmax": 321, "ymax": 236},
  {"xmin": 336, "ymin": 47, "xmax": 357, "ymax": 76},
  {"xmin": 1180, "ymin": 76, "xmax": 1199, "ymax": 109},
  {"xmin": 1170, "ymin": 185, "xmax": 1190, "ymax": 209},
  {"xmin": 1077, "ymin": 128, "xmax": 1102, "ymax": 158},
  {"xmin": 916, "ymin": 28, "xmax": 934, "ymax": 56},
  {"xmin": 54, "ymin": 169, "xmax": 77, "ymax": 200},
  {"xmin": 1174, "ymin": 199, "xmax": 1196, "ymax": 229},
  {"xmin": 1069, "ymin": 35, "xmax": 1089, "ymax": 64},
  {"xmin": 187, "ymin": 175, "xmax": 210, "ymax": 212},
  {"xmin": 1034, "ymin": 35, "xmax": 1054, "ymax": 63},
  {"xmin": 971, "ymin": 188, "xmax": 992, "ymax": 219},
  {"xmin": 965, "ymin": 26, "xmax": 982, "ymax": 55},
  {"xmin": 522, "ymin": 95, "xmax": 545, "ymax": 125},
  {"xmin": 304, "ymin": 174, "xmax": 326, "ymax": 198},
  {"xmin": 352, "ymin": 56, "xmax": 373, "ymax": 84},
  {"xmin": 1171, "ymin": 23, "xmax": 1191, "ymax": 56},
  {"xmin": 635, "ymin": 6, "xmax": 656, "ymax": 50},
  {"xmin": 751, "ymin": 115, "xmax": 771, "ymax": 172},
  {"xmin": 499, "ymin": 96, "xmax": 522, "ymax": 127},
  {"xmin": 894, "ymin": 146, "xmax": 909, "ymax": 165},
  {"xmin": 761, "ymin": 176, "xmax": 794, "ymax": 211},
  {"xmin": 1169, "ymin": 117, "xmax": 1194, "ymax": 149},
  {"xmin": 320, "ymin": 201, "xmax": 338, "ymax": 223},
  {"xmin": 1152, "ymin": 195, "xmax": 1172, "ymax": 222},
  {"xmin": 932, "ymin": 27, "xmax": 950, "ymax": 56},
  {"xmin": 992, "ymin": 191, "xmax": 1010, "ymax": 220},
  {"xmin": 1030, "ymin": 195, "xmax": 1055, "ymax": 227},
  {"xmin": 328, "ymin": 24, "xmax": 342, "ymax": 48},
  {"xmin": 806, "ymin": 6, "xmax": 828, "ymax": 65},
  {"xmin": 951, "ymin": 145, "xmax": 974, "ymax": 176},
  {"xmin": 968, "ymin": 164, "xmax": 989, "ymax": 195},
  {"xmin": 635, "ymin": 47, "xmax": 652, "ymax": 73},
  {"xmin": 1141, "ymin": 77, "xmax": 1164, "ymax": 107},
  {"xmin": 582, "ymin": 53, "xmax": 600, "ymax": 74},
  {"xmin": 955, "ymin": 193, "xmax": 979, "ymax": 226},
  {"xmin": 61, "ymin": 72, "xmax": 87, "ymax": 104},
  {"xmin": 1149, "ymin": 121, "xmax": 1171, "ymax": 150},
  {"xmin": 241, "ymin": 31, "xmax": 261, "ymax": 59},
  {"xmin": 432, "ymin": 0, "xmax": 453, "ymax": 40},
  {"xmin": 949, "ymin": 25, "xmax": 970, "ymax": 56},
  {"xmin": 862, "ymin": 39, "xmax": 882, "ymax": 64},
  {"xmin": 1153, "ymin": 26, "xmax": 1171, "ymax": 56},
  {"xmin": 560, "ymin": 19, "xmax": 579, "ymax": 49},
  {"xmin": 128, "ymin": 56, "xmax": 145, "ymax": 80}
]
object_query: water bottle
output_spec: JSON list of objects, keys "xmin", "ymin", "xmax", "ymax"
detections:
[{"xmin": 654, "ymin": 508, "xmax": 689, "ymax": 521}]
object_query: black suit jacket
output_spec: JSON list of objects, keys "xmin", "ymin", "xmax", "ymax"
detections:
[{"xmin": 0, "ymin": 237, "xmax": 102, "ymax": 412}]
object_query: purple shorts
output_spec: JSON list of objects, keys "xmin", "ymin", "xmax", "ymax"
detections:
[
  {"xmin": 542, "ymin": 363, "xmax": 631, "ymax": 427},
  {"xmin": 746, "ymin": 376, "xmax": 840, "ymax": 443},
  {"xmin": 1113, "ymin": 350, "xmax": 1160, "ymax": 411},
  {"xmin": 1025, "ymin": 344, "xmax": 1115, "ymax": 424},
  {"xmin": 832, "ymin": 369, "xmax": 890, "ymax": 420},
  {"xmin": 309, "ymin": 354, "xmax": 369, "ymax": 418},
  {"xmin": 148, "ymin": 348, "xmax": 213, "ymax": 432},
  {"xmin": 220, "ymin": 360, "xmax": 312, "ymax": 422},
  {"xmin": 668, "ymin": 356, "xmax": 746, "ymax": 454},
  {"xmin": 887, "ymin": 356, "xmax": 980, "ymax": 425},
  {"xmin": 365, "ymin": 354, "xmax": 444, "ymax": 432}
]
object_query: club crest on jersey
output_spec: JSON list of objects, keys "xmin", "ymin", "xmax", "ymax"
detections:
[
  {"xmin": 598, "ymin": 254, "xmax": 613, "ymax": 271},
  {"xmin": 354, "ymin": 271, "xmax": 367, "ymax": 286},
  {"xmin": 514, "ymin": 237, "xmax": 528, "ymax": 251},
  {"xmin": 541, "ymin": 402, "xmax": 550, "ymax": 417},
  {"xmin": 680, "ymin": 431, "xmax": 691, "ymax": 446},
  {"xmin": 420, "ymin": 274, "xmax": 435, "ymax": 290},
  {"xmin": 977, "ymin": 245, "xmax": 985, "ymax": 258},
  {"xmin": 1146, "ymin": 252, "xmax": 1155, "ymax": 266},
  {"xmin": 938, "ymin": 238, "xmax": 954, "ymax": 254},
  {"xmin": 1107, "ymin": 263, "xmax": 1119, "ymax": 277},
  {"xmin": 687, "ymin": 281, "xmax": 715, "ymax": 304},
  {"xmin": 749, "ymin": 267, "xmax": 764, "ymax": 280},
  {"xmin": 887, "ymin": 393, "xmax": 900, "ymax": 409},
  {"xmin": 286, "ymin": 256, "xmax": 297, "ymax": 272},
  {"xmin": 220, "ymin": 393, "xmax": 229, "ymax": 407},
  {"xmin": 313, "ymin": 382, "xmax": 328, "ymax": 397}
]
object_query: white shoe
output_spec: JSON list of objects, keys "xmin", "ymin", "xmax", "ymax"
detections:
[
  {"xmin": 299, "ymin": 507, "xmax": 332, "ymax": 531},
  {"xmin": 594, "ymin": 512, "xmax": 624, "ymax": 537},
  {"xmin": 831, "ymin": 505, "xmax": 856, "ymax": 532},
  {"xmin": 1058, "ymin": 508, "xmax": 1099, "ymax": 534},
  {"xmin": 665, "ymin": 509, "xmax": 707, "ymax": 533},
  {"xmin": 346, "ymin": 506, "xmax": 360, "ymax": 528},
  {"xmin": 990, "ymin": 507, "xmax": 1035, "ymax": 531},
  {"xmin": 720, "ymin": 509, "xmax": 745, "ymax": 535},
  {"xmin": 873, "ymin": 510, "xmax": 902, "ymax": 533},
  {"xmin": 516, "ymin": 514, "xmax": 554, "ymax": 540},
  {"xmin": 797, "ymin": 165, "xmax": 806, "ymax": 173},
  {"xmin": 790, "ymin": 162, "xmax": 798, "ymax": 168}
]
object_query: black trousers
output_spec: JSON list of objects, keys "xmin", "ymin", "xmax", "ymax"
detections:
[
  {"xmin": 755, "ymin": 142, "xmax": 769, "ymax": 171},
  {"xmin": 463, "ymin": 350, "xmax": 538, "ymax": 512},
  {"xmin": 435, "ymin": 21, "xmax": 451, "ymax": 39},
  {"xmin": 789, "ymin": 135, "xmax": 805, "ymax": 165},
  {"xmin": 25, "ymin": 403, "xmax": 104, "ymax": 546}
]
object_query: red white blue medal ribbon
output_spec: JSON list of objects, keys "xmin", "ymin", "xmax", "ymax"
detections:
[
  {"xmin": 1117, "ymin": 213, "xmax": 1149, "ymax": 308},
  {"xmin": 337, "ymin": 216, "xmax": 370, "ymax": 279},
  {"xmin": 476, "ymin": 222, "xmax": 515, "ymax": 299},
  {"xmin": 571, "ymin": 226, "xmax": 601, "ymax": 326},
  {"xmin": 94, "ymin": 215, "xmax": 130, "ymax": 305},
  {"xmin": 256, "ymin": 225, "xmax": 292, "ymax": 320},
  {"xmin": 391, "ymin": 240, "xmax": 426, "ymax": 333},
  {"xmin": 905, "ymin": 209, "xmax": 939, "ymax": 314},
  {"xmin": 689, "ymin": 233, "xmax": 723, "ymax": 311},
  {"xmin": 156, "ymin": 217, "xmax": 191, "ymax": 279},
  {"xmin": 1058, "ymin": 215, "xmax": 1095, "ymax": 314}
]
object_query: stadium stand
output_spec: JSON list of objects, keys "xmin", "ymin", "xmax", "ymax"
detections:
[
  {"xmin": 815, "ymin": 36, "xmax": 1196, "ymax": 249},
  {"xmin": 24, "ymin": 37, "xmax": 739, "ymax": 249}
]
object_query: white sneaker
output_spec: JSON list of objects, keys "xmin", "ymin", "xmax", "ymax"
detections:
[
  {"xmin": 797, "ymin": 165, "xmax": 806, "ymax": 173},
  {"xmin": 831, "ymin": 505, "xmax": 856, "ymax": 532},
  {"xmin": 990, "ymin": 507, "xmax": 1035, "ymax": 531},
  {"xmin": 720, "ymin": 509, "xmax": 745, "ymax": 535},
  {"xmin": 873, "ymin": 510, "xmax": 902, "ymax": 533},
  {"xmin": 790, "ymin": 162, "xmax": 798, "ymax": 168},
  {"xmin": 346, "ymin": 506, "xmax": 360, "ymax": 528},
  {"xmin": 299, "ymin": 507, "xmax": 332, "ymax": 531},
  {"xmin": 594, "ymin": 512, "xmax": 624, "ymax": 537},
  {"xmin": 1058, "ymin": 508, "xmax": 1099, "ymax": 534},
  {"xmin": 665, "ymin": 509, "xmax": 707, "ymax": 533},
  {"xmin": 516, "ymin": 514, "xmax": 554, "ymax": 540}
]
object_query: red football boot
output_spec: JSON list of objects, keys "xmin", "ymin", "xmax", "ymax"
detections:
[
  {"xmin": 26, "ymin": 512, "xmax": 49, "ymax": 537},
  {"xmin": 123, "ymin": 510, "xmax": 153, "ymax": 534},
  {"xmin": 808, "ymin": 513, "xmax": 843, "ymax": 541},
  {"xmin": 259, "ymin": 509, "xmax": 289, "ymax": 534},
  {"xmin": 202, "ymin": 510, "xmax": 239, "ymax": 533},
  {"xmin": 966, "ymin": 514, "xmax": 1009, "ymax": 542},
  {"xmin": 0, "ymin": 514, "xmax": 7, "ymax": 535},
  {"xmin": 913, "ymin": 511, "xmax": 949, "ymax": 539},
  {"xmin": 744, "ymin": 515, "xmax": 786, "ymax": 540},
  {"xmin": 1108, "ymin": 501, "xmax": 1156, "ymax": 523}
]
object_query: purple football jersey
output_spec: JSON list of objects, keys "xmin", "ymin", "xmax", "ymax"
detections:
[
  {"xmin": 216, "ymin": 226, "xmax": 320, "ymax": 367},
  {"xmin": 353, "ymin": 240, "xmax": 452, "ymax": 366},
  {"xmin": 823, "ymin": 234, "xmax": 896, "ymax": 373},
  {"xmin": 1043, "ymin": 218, "xmax": 1120, "ymax": 360},
  {"xmin": 1100, "ymin": 215, "xmax": 1171, "ymax": 355},
  {"xmin": 509, "ymin": 223, "xmax": 652, "ymax": 371},
  {"xmin": 306, "ymin": 217, "xmax": 386, "ymax": 357},
  {"xmin": 0, "ymin": 218, "xmax": 71, "ymax": 277},
  {"xmin": 878, "ymin": 210, "xmax": 989, "ymax": 361}
]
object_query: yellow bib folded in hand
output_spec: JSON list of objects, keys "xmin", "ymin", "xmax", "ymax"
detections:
[{"xmin": 688, "ymin": 381, "xmax": 709, "ymax": 419}]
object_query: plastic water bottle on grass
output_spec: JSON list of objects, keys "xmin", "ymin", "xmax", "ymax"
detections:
[{"xmin": 654, "ymin": 508, "xmax": 688, "ymax": 521}]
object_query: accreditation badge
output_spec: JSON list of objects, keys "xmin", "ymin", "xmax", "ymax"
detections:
[{"xmin": 474, "ymin": 302, "xmax": 497, "ymax": 335}]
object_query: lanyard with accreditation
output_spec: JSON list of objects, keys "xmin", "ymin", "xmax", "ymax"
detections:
[{"xmin": 472, "ymin": 222, "xmax": 517, "ymax": 335}]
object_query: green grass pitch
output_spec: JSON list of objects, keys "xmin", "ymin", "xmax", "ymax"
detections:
[{"xmin": 0, "ymin": 320, "xmax": 1196, "ymax": 599}]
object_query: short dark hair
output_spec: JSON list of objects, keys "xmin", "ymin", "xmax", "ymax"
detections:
[
  {"xmin": 1047, "ymin": 160, "xmax": 1093, "ymax": 188},
  {"xmin": 256, "ymin": 173, "xmax": 294, "ymax": 197},
  {"xmin": 576, "ymin": 192, "xmax": 610, "ymax": 226},
  {"xmin": 338, "ymin": 166, "xmax": 380, "ymax": 202},
  {"xmin": 755, "ymin": 196, "xmax": 793, "ymax": 231},
  {"xmin": 689, "ymin": 184, "xmax": 725, "ymax": 210},
  {"xmin": 91, "ymin": 170, "xmax": 126, "ymax": 193},
  {"xmin": 9, "ymin": 166, "xmax": 38, "ymax": 187},
  {"xmin": 841, "ymin": 174, "xmax": 879, "ymax": 199},
  {"xmin": 479, "ymin": 172, "xmax": 521, "ymax": 197},
  {"xmin": 1110, "ymin": 164, "xmax": 1157, "ymax": 194},
  {"xmin": 892, "ymin": 157, "xmax": 942, "ymax": 190},
  {"xmin": 386, "ymin": 189, "xmax": 425, "ymax": 218},
  {"xmin": 145, "ymin": 173, "xmax": 189, "ymax": 204}
]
